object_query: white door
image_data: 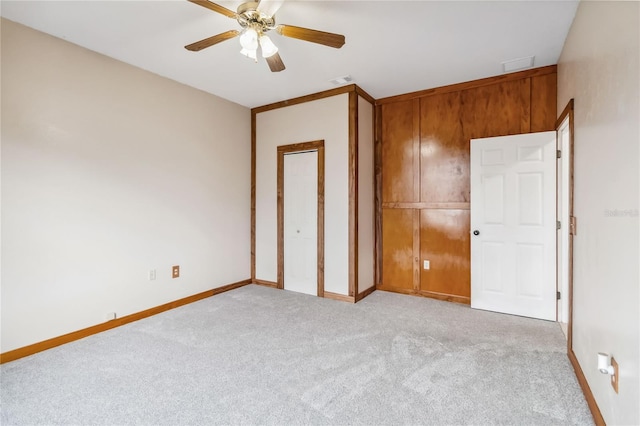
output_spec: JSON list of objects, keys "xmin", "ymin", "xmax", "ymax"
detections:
[
  {"xmin": 470, "ymin": 131, "xmax": 556, "ymax": 321},
  {"xmin": 284, "ymin": 151, "xmax": 318, "ymax": 296},
  {"xmin": 556, "ymin": 117, "xmax": 572, "ymax": 335}
]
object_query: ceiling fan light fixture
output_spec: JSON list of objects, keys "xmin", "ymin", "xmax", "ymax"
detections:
[
  {"xmin": 239, "ymin": 27, "xmax": 259, "ymax": 51},
  {"xmin": 259, "ymin": 35, "xmax": 278, "ymax": 58},
  {"xmin": 240, "ymin": 47, "xmax": 258, "ymax": 62}
]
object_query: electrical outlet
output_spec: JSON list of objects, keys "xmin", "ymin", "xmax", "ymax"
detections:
[
  {"xmin": 172, "ymin": 265, "xmax": 180, "ymax": 278},
  {"xmin": 423, "ymin": 260, "xmax": 430, "ymax": 270},
  {"xmin": 149, "ymin": 269, "xmax": 156, "ymax": 281},
  {"xmin": 611, "ymin": 357, "xmax": 619, "ymax": 393},
  {"xmin": 105, "ymin": 312, "xmax": 116, "ymax": 321}
]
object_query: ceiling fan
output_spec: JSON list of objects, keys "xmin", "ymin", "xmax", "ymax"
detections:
[{"xmin": 185, "ymin": 0, "xmax": 346, "ymax": 72}]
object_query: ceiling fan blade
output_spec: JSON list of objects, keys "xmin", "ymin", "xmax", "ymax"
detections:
[
  {"xmin": 257, "ymin": 0, "xmax": 284, "ymax": 17},
  {"xmin": 265, "ymin": 52, "xmax": 286, "ymax": 72},
  {"xmin": 185, "ymin": 30, "xmax": 240, "ymax": 51},
  {"xmin": 276, "ymin": 25, "xmax": 345, "ymax": 49},
  {"xmin": 187, "ymin": 0, "xmax": 237, "ymax": 18}
]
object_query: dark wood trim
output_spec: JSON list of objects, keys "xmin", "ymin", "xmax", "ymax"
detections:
[
  {"xmin": 556, "ymin": 99, "xmax": 575, "ymax": 351},
  {"xmin": 567, "ymin": 101, "xmax": 575, "ymax": 351},
  {"xmin": 355, "ymin": 285, "xmax": 376, "ymax": 302},
  {"xmin": 253, "ymin": 279, "xmax": 278, "ymax": 288},
  {"xmin": 376, "ymin": 285, "xmax": 471, "ymax": 305},
  {"xmin": 349, "ymin": 91, "xmax": 359, "ymax": 297},
  {"xmin": 277, "ymin": 140, "xmax": 325, "ymax": 153},
  {"xmin": 277, "ymin": 141, "xmax": 325, "ymax": 296},
  {"xmin": 355, "ymin": 85, "xmax": 376, "ymax": 105},
  {"xmin": 324, "ymin": 291, "xmax": 355, "ymax": 303},
  {"xmin": 253, "ymin": 84, "xmax": 372, "ymax": 115},
  {"xmin": 277, "ymin": 149, "xmax": 285, "ymax": 289},
  {"xmin": 383, "ymin": 202, "xmax": 470, "ymax": 210},
  {"xmin": 568, "ymin": 349, "xmax": 605, "ymax": 426},
  {"xmin": 317, "ymin": 144, "xmax": 326, "ymax": 298},
  {"xmin": 366, "ymin": 94, "xmax": 376, "ymax": 299},
  {"xmin": 374, "ymin": 105, "xmax": 383, "ymax": 288},
  {"xmin": 556, "ymin": 98, "xmax": 575, "ymax": 129},
  {"xmin": 376, "ymin": 65, "xmax": 557, "ymax": 105},
  {"xmin": 253, "ymin": 85, "xmax": 353, "ymax": 114},
  {"xmin": 418, "ymin": 289, "xmax": 470, "ymax": 304},
  {"xmin": 251, "ymin": 111, "xmax": 257, "ymax": 281},
  {"xmin": 558, "ymin": 100, "xmax": 594, "ymax": 425},
  {"xmin": 0, "ymin": 279, "xmax": 252, "ymax": 364}
]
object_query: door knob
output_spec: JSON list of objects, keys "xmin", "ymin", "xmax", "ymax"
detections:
[{"xmin": 473, "ymin": 230, "xmax": 480, "ymax": 236}]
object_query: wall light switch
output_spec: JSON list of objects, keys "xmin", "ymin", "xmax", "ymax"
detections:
[
  {"xmin": 172, "ymin": 265, "xmax": 180, "ymax": 279},
  {"xmin": 423, "ymin": 260, "xmax": 430, "ymax": 270},
  {"xmin": 149, "ymin": 269, "xmax": 156, "ymax": 281}
]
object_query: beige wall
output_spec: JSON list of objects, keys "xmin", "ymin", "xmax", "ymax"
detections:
[
  {"xmin": 557, "ymin": 2, "xmax": 639, "ymax": 424},
  {"xmin": 358, "ymin": 96, "xmax": 375, "ymax": 292},
  {"xmin": 255, "ymin": 94, "xmax": 350, "ymax": 295},
  {"xmin": 1, "ymin": 19, "xmax": 251, "ymax": 352}
]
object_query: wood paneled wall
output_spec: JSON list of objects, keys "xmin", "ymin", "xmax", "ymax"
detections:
[{"xmin": 377, "ymin": 66, "xmax": 557, "ymax": 303}]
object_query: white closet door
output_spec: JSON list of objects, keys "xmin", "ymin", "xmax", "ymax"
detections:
[{"xmin": 284, "ymin": 151, "xmax": 318, "ymax": 296}]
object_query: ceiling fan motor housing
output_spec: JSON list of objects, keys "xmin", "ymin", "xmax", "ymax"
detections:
[{"xmin": 236, "ymin": 2, "xmax": 276, "ymax": 34}]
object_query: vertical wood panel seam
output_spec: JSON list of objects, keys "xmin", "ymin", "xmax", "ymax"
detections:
[
  {"xmin": 413, "ymin": 209, "xmax": 420, "ymax": 291},
  {"xmin": 412, "ymin": 99, "xmax": 421, "ymax": 202},
  {"xmin": 374, "ymin": 105, "xmax": 383, "ymax": 287},
  {"xmin": 412, "ymin": 99, "xmax": 421, "ymax": 292},
  {"xmin": 528, "ymin": 77, "xmax": 533, "ymax": 133}
]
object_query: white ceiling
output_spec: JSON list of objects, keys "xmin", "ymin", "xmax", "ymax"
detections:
[{"xmin": 1, "ymin": 0, "xmax": 579, "ymax": 108}]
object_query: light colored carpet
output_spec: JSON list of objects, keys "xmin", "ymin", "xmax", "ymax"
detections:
[{"xmin": 1, "ymin": 284, "xmax": 593, "ymax": 425}]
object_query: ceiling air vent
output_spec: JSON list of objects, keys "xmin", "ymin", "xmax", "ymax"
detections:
[
  {"xmin": 329, "ymin": 75, "xmax": 353, "ymax": 86},
  {"xmin": 501, "ymin": 56, "xmax": 535, "ymax": 73}
]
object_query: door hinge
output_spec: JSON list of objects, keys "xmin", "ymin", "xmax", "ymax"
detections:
[
  {"xmin": 557, "ymin": 221, "xmax": 561, "ymax": 230},
  {"xmin": 557, "ymin": 291, "xmax": 561, "ymax": 300},
  {"xmin": 557, "ymin": 150, "xmax": 562, "ymax": 159},
  {"xmin": 570, "ymin": 216, "xmax": 577, "ymax": 235}
]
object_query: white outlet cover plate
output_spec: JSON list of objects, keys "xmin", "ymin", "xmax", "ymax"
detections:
[{"xmin": 424, "ymin": 260, "xmax": 430, "ymax": 270}]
